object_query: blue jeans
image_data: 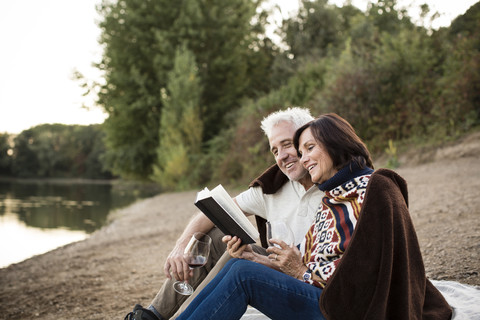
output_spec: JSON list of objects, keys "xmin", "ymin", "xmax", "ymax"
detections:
[{"xmin": 176, "ymin": 259, "xmax": 325, "ymax": 320}]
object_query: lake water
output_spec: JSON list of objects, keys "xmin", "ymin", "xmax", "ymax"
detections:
[{"xmin": 0, "ymin": 179, "xmax": 158, "ymax": 268}]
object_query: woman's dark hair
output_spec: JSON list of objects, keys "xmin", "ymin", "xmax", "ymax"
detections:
[{"xmin": 293, "ymin": 113, "xmax": 374, "ymax": 170}]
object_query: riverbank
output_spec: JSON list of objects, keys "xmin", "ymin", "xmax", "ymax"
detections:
[{"xmin": 1, "ymin": 132, "xmax": 479, "ymax": 319}]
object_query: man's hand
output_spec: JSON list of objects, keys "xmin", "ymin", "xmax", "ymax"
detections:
[
  {"xmin": 163, "ymin": 212, "xmax": 215, "ymax": 282},
  {"xmin": 164, "ymin": 243, "xmax": 191, "ymax": 282},
  {"xmin": 222, "ymin": 235, "xmax": 255, "ymax": 260}
]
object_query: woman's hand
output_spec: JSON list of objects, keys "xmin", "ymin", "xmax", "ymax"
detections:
[
  {"xmin": 266, "ymin": 239, "xmax": 305, "ymax": 278},
  {"xmin": 222, "ymin": 235, "xmax": 255, "ymax": 260}
]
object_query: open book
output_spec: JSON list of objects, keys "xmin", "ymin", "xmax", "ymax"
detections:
[{"xmin": 195, "ymin": 184, "xmax": 259, "ymax": 244}]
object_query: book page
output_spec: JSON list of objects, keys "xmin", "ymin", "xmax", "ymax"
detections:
[
  {"xmin": 196, "ymin": 187, "xmax": 210, "ymax": 201},
  {"xmin": 210, "ymin": 185, "xmax": 259, "ymax": 239}
]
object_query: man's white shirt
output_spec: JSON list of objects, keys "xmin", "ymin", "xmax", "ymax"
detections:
[{"xmin": 235, "ymin": 181, "xmax": 324, "ymax": 246}]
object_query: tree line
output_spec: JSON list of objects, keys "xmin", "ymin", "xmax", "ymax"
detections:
[
  {"xmin": 1, "ymin": 0, "xmax": 479, "ymax": 189},
  {"xmin": 0, "ymin": 124, "xmax": 111, "ymax": 179}
]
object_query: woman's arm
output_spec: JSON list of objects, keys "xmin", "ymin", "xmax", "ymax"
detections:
[
  {"xmin": 267, "ymin": 239, "xmax": 326, "ymax": 285},
  {"xmin": 223, "ymin": 236, "xmax": 278, "ymax": 269}
]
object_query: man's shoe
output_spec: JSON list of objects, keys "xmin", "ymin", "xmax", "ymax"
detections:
[{"xmin": 124, "ymin": 304, "xmax": 159, "ymax": 320}]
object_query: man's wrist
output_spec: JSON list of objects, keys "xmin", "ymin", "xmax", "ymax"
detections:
[{"xmin": 176, "ymin": 233, "xmax": 192, "ymax": 250}]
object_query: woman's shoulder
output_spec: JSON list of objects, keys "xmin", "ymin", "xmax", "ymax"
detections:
[
  {"xmin": 370, "ymin": 168, "xmax": 406, "ymax": 187},
  {"xmin": 368, "ymin": 168, "xmax": 409, "ymax": 206}
]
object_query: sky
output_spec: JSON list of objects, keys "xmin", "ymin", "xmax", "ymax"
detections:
[
  {"xmin": 0, "ymin": 0, "xmax": 105, "ymax": 134},
  {"xmin": 0, "ymin": 0, "xmax": 478, "ymax": 134}
]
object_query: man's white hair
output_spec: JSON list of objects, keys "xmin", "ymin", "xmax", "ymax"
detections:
[{"xmin": 261, "ymin": 107, "xmax": 314, "ymax": 138}]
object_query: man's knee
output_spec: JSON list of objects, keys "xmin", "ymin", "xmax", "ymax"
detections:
[{"xmin": 206, "ymin": 227, "xmax": 227, "ymax": 262}]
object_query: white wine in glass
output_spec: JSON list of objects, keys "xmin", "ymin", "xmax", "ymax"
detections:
[
  {"xmin": 266, "ymin": 220, "xmax": 294, "ymax": 248},
  {"xmin": 173, "ymin": 232, "xmax": 212, "ymax": 295}
]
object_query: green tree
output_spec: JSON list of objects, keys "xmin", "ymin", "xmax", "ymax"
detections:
[
  {"xmin": 72, "ymin": 125, "xmax": 112, "ymax": 179},
  {"xmin": 0, "ymin": 133, "xmax": 13, "ymax": 176},
  {"xmin": 434, "ymin": 33, "xmax": 480, "ymax": 136},
  {"xmin": 151, "ymin": 45, "xmax": 203, "ymax": 190},
  {"xmin": 164, "ymin": 0, "xmax": 259, "ymax": 139},
  {"xmin": 270, "ymin": 0, "xmax": 362, "ymax": 88},
  {"xmin": 314, "ymin": 24, "xmax": 442, "ymax": 150},
  {"xmin": 96, "ymin": 0, "xmax": 169, "ymax": 180},
  {"xmin": 282, "ymin": 0, "xmax": 343, "ymax": 58},
  {"xmin": 95, "ymin": 0, "xmax": 270, "ymax": 180},
  {"xmin": 449, "ymin": 1, "xmax": 480, "ymax": 39},
  {"xmin": 280, "ymin": 0, "xmax": 363, "ymax": 59},
  {"xmin": 365, "ymin": 0, "xmax": 413, "ymax": 35},
  {"xmin": 10, "ymin": 124, "xmax": 111, "ymax": 179},
  {"xmin": 12, "ymin": 129, "xmax": 41, "ymax": 177}
]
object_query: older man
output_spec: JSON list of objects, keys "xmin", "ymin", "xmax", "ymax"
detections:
[{"xmin": 125, "ymin": 107, "xmax": 323, "ymax": 320}]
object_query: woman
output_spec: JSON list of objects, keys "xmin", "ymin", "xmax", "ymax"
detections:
[{"xmin": 176, "ymin": 113, "xmax": 452, "ymax": 320}]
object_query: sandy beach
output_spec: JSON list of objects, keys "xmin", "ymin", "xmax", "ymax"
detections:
[{"xmin": 1, "ymin": 132, "xmax": 479, "ymax": 319}]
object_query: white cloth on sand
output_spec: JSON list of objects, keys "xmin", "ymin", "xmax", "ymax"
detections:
[
  {"xmin": 431, "ymin": 280, "xmax": 480, "ymax": 320},
  {"xmin": 239, "ymin": 280, "xmax": 480, "ymax": 320}
]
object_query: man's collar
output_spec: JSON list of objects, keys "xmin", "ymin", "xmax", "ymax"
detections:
[{"xmin": 249, "ymin": 164, "xmax": 289, "ymax": 195}]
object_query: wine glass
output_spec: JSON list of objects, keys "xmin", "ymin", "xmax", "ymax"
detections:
[
  {"xmin": 266, "ymin": 220, "xmax": 294, "ymax": 248},
  {"xmin": 173, "ymin": 232, "xmax": 212, "ymax": 295}
]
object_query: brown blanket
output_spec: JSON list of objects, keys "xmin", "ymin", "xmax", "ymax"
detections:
[
  {"xmin": 249, "ymin": 163, "xmax": 288, "ymax": 248},
  {"xmin": 319, "ymin": 169, "xmax": 452, "ymax": 319}
]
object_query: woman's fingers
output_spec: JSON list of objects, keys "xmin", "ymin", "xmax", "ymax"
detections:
[
  {"xmin": 267, "ymin": 238, "xmax": 291, "ymax": 250},
  {"xmin": 222, "ymin": 235, "xmax": 232, "ymax": 243}
]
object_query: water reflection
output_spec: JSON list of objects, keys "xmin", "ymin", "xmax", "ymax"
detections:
[
  {"xmin": 0, "ymin": 179, "xmax": 159, "ymax": 268},
  {"xmin": 0, "ymin": 214, "xmax": 87, "ymax": 268},
  {"xmin": 0, "ymin": 181, "xmax": 116, "ymax": 233}
]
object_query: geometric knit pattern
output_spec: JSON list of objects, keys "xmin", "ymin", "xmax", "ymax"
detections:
[{"xmin": 302, "ymin": 174, "xmax": 371, "ymax": 288}]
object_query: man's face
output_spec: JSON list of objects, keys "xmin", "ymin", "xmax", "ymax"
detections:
[{"xmin": 268, "ymin": 121, "xmax": 308, "ymax": 182}]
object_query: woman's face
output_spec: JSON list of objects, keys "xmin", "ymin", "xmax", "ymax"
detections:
[{"xmin": 298, "ymin": 127, "xmax": 337, "ymax": 184}]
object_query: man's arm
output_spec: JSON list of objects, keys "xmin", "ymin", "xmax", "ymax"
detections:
[
  {"xmin": 164, "ymin": 196, "xmax": 251, "ymax": 281},
  {"xmin": 233, "ymin": 196, "xmax": 254, "ymax": 217},
  {"xmin": 164, "ymin": 212, "xmax": 215, "ymax": 281}
]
